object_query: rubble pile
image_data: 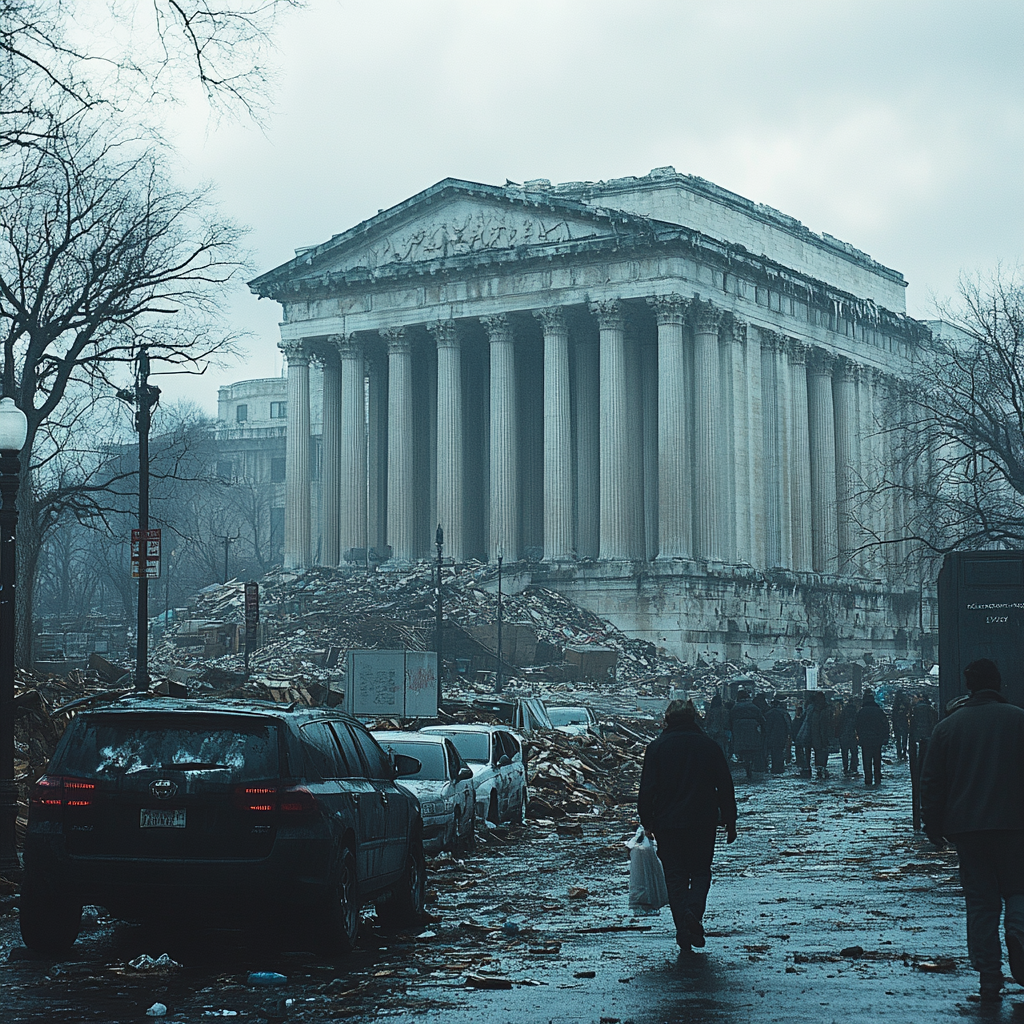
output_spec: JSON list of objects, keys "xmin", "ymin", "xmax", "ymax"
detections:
[
  {"xmin": 523, "ymin": 723, "xmax": 654, "ymax": 821},
  {"xmin": 152, "ymin": 563, "xmax": 688, "ymax": 692}
]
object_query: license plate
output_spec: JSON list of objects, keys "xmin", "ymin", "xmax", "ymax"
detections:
[{"xmin": 140, "ymin": 808, "xmax": 186, "ymax": 829}]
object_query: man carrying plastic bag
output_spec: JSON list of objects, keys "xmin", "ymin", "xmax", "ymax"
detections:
[{"xmin": 638, "ymin": 699, "xmax": 738, "ymax": 951}]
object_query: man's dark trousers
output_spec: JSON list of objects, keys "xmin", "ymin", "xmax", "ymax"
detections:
[
  {"xmin": 861, "ymin": 744, "xmax": 883, "ymax": 785},
  {"xmin": 656, "ymin": 827, "xmax": 716, "ymax": 944},
  {"xmin": 953, "ymin": 831, "xmax": 1024, "ymax": 976},
  {"xmin": 841, "ymin": 741, "xmax": 858, "ymax": 775},
  {"xmin": 768, "ymin": 742, "xmax": 786, "ymax": 774}
]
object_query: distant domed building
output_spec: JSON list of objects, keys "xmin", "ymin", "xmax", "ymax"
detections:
[{"xmin": 245, "ymin": 168, "xmax": 937, "ymax": 663}]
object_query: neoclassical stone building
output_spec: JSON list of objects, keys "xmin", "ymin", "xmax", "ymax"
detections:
[{"xmin": 250, "ymin": 168, "xmax": 934, "ymax": 661}]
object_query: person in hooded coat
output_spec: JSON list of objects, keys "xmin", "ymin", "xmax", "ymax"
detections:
[
  {"xmin": 639, "ymin": 700, "xmax": 738, "ymax": 953},
  {"xmin": 856, "ymin": 689, "xmax": 890, "ymax": 786},
  {"xmin": 704, "ymin": 693, "xmax": 728, "ymax": 755},
  {"xmin": 730, "ymin": 691, "xmax": 766, "ymax": 779},
  {"xmin": 839, "ymin": 696, "xmax": 861, "ymax": 777},
  {"xmin": 764, "ymin": 698, "xmax": 792, "ymax": 775},
  {"xmin": 891, "ymin": 688, "xmax": 912, "ymax": 761},
  {"xmin": 807, "ymin": 691, "xmax": 833, "ymax": 780}
]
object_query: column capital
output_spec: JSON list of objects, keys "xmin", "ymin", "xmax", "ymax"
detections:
[
  {"xmin": 648, "ymin": 293, "xmax": 688, "ymax": 327},
  {"xmin": 337, "ymin": 337, "xmax": 363, "ymax": 361},
  {"xmin": 481, "ymin": 313, "xmax": 515, "ymax": 344},
  {"xmin": 729, "ymin": 317, "xmax": 748, "ymax": 346},
  {"xmin": 589, "ymin": 299, "xmax": 626, "ymax": 331},
  {"xmin": 429, "ymin": 319, "xmax": 460, "ymax": 349},
  {"xmin": 279, "ymin": 340, "xmax": 309, "ymax": 366},
  {"xmin": 807, "ymin": 347, "xmax": 835, "ymax": 376},
  {"xmin": 380, "ymin": 326, "xmax": 410, "ymax": 354},
  {"xmin": 689, "ymin": 299, "xmax": 720, "ymax": 334},
  {"xmin": 760, "ymin": 329, "xmax": 784, "ymax": 354},
  {"xmin": 786, "ymin": 338, "xmax": 807, "ymax": 365},
  {"xmin": 833, "ymin": 355, "xmax": 855, "ymax": 381},
  {"xmin": 534, "ymin": 306, "xmax": 569, "ymax": 336}
]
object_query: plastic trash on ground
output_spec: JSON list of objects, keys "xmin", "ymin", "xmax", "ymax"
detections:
[{"xmin": 625, "ymin": 825, "xmax": 669, "ymax": 912}]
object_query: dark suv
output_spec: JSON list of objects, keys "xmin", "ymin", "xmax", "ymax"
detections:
[{"xmin": 20, "ymin": 698, "xmax": 425, "ymax": 954}]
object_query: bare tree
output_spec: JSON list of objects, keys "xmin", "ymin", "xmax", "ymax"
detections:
[{"xmin": 895, "ymin": 271, "xmax": 1024, "ymax": 555}]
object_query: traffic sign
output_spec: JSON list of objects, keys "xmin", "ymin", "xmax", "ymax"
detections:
[{"xmin": 131, "ymin": 528, "xmax": 161, "ymax": 579}]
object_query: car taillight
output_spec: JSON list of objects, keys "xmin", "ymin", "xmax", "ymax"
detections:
[
  {"xmin": 233, "ymin": 783, "xmax": 317, "ymax": 820},
  {"xmin": 30, "ymin": 776, "xmax": 96, "ymax": 819}
]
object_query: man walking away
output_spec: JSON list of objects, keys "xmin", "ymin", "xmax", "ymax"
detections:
[
  {"xmin": 839, "ymin": 696, "xmax": 861, "ymax": 777},
  {"xmin": 639, "ymin": 700, "xmax": 738, "ymax": 952},
  {"xmin": 921, "ymin": 659, "xmax": 1024, "ymax": 1003},
  {"xmin": 909, "ymin": 695, "xmax": 938, "ymax": 829},
  {"xmin": 764, "ymin": 698, "xmax": 791, "ymax": 775},
  {"xmin": 730, "ymin": 691, "xmax": 766, "ymax": 780},
  {"xmin": 704, "ymin": 693, "xmax": 728, "ymax": 755},
  {"xmin": 891, "ymin": 688, "xmax": 912, "ymax": 762},
  {"xmin": 856, "ymin": 689, "xmax": 889, "ymax": 787},
  {"xmin": 808, "ymin": 691, "xmax": 833, "ymax": 780}
]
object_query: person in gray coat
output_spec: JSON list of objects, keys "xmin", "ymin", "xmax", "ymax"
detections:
[
  {"xmin": 921, "ymin": 659, "xmax": 1024, "ymax": 1003},
  {"xmin": 855, "ymin": 689, "xmax": 890, "ymax": 786}
]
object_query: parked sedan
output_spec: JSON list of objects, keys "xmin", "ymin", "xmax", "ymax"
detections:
[
  {"xmin": 547, "ymin": 705, "xmax": 601, "ymax": 737},
  {"xmin": 372, "ymin": 732, "xmax": 475, "ymax": 853},
  {"xmin": 420, "ymin": 724, "xmax": 527, "ymax": 826}
]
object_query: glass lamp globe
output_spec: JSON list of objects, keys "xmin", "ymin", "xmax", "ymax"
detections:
[{"xmin": 0, "ymin": 398, "xmax": 27, "ymax": 452}]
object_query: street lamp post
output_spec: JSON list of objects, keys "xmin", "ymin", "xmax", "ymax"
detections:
[
  {"xmin": 435, "ymin": 524, "xmax": 444, "ymax": 710},
  {"xmin": 495, "ymin": 549, "xmax": 503, "ymax": 694},
  {"xmin": 0, "ymin": 396, "xmax": 28, "ymax": 876}
]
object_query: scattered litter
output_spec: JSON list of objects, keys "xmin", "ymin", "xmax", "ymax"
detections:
[
  {"xmin": 128, "ymin": 954, "xmax": 181, "ymax": 972},
  {"xmin": 568, "ymin": 887, "xmax": 589, "ymax": 899},
  {"xmin": 145, "ymin": 1004, "xmax": 167, "ymax": 1018},
  {"xmin": 247, "ymin": 972, "xmax": 288, "ymax": 986},
  {"xmin": 465, "ymin": 974, "xmax": 514, "ymax": 989}
]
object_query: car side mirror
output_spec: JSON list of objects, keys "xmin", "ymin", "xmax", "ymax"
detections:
[
  {"xmin": 497, "ymin": 754, "xmax": 512, "ymax": 768},
  {"xmin": 457, "ymin": 766, "xmax": 473, "ymax": 782},
  {"xmin": 393, "ymin": 753, "xmax": 421, "ymax": 778}
]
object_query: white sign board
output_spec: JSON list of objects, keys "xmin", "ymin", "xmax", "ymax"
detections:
[
  {"xmin": 344, "ymin": 649, "xmax": 438, "ymax": 719},
  {"xmin": 805, "ymin": 664, "xmax": 819, "ymax": 690}
]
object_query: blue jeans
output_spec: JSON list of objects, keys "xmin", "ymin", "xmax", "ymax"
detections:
[{"xmin": 954, "ymin": 831, "xmax": 1024, "ymax": 975}]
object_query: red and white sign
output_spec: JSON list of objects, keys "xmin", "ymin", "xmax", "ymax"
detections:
[{"xmin": 131, "ymin": 528, "xmax": 161, "ymax": 579}]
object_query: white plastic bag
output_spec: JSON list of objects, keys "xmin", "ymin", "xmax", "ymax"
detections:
[{"xmin": 626, "ymin": 826, "xmax": 669, "ymax": 911}]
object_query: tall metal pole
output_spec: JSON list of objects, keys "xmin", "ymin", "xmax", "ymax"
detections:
[
  {"xmin": 0, "ymin": 446, "xmax": 22, "ymax": 874},
  {"xmin": 135, "ymin": 348, "xmax": 155, "ymax": 692},
  {"xmin": 435, "ymin": 523, "xmax": 444, "ymax": 709},
  {"xmin": 496, "ymin": 553, "xmax": 503, "ymax": 693}
]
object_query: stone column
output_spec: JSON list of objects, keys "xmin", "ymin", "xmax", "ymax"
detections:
[
  {"xmin": 535, "ymin": 308, "xmax": 573, "ymax": 561},
  {"xmin": 788, "ymin": 341, "xmax": 813, "ymax": 572},
  {"xmin": 774, "ymin": 334, "xmax": 794, "ymax": 568},
  {"xmin": 807, "ymin": 349, "xmax": 839, "ymax": 574},
  {"xmin": 383, "ymin": 327, "xmax": 415, "ymax": 562},
  {"xmin": 760, "ymin": 333, "xmax": 782, "ymax": 567},
  {"xmin": 338, "ymin": 336, "xmax": 367, "ymax": 556},
  {"xmin": 728, "ymin": 319, "xmax": 751, "ymax": 564},
  {"xmin": 860, "ymin": 366, "xmax": 882, "ymax": 575},
  {"xmin": 832, "ymin": 357, "xmax": 858, "ymax": 574},
  {"xmin": 367, "ymin": 356, "xmax": 387, "ymax": 552},
  {"xmin": 691, "ymin": 300, "xmax": 722, "ymax": 560},
  {"xmin": 320, "ymin": 344, "xmax": 342, "ymax": 566},
  {"xmin": 591, "ymin": 300, "xmax": 632, "ymax": 560},
  {"xmin": 649, "ymin": 295, "xmax": 690, "ymax": 558},
  {"xmin": 745, "ymin": 325, "xmax": 765, "ymax": 568},
  {"xmin": 282, "ymin": 341, "xmax": 311, "ymax": 568},
  {"xmin": 624, "ymin": 321, "xmax": 646, "ymax": 560},
  {"xmin": 431, "ymin": 320, "xmax": 465, "ymax": 562},
  {"xmin": 573, "ymin": 330, "xmax": 599, "ymax": 559},
  {"xmin": 641, "ymin": 333, "xmax": 659, "ymax": 561},
  {"xmin": 483, "ymin": 314, "xmax": 519, "ymax": 561}
]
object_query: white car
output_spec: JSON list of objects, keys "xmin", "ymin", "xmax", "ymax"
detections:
[
  {"xmin": 421, "ymin": 725, "xmax": 528, "ymax": 826},
  {"xmin": 547, "ymin": 705, "xmax": 601, "ymax": 737},
  {"xmin": 372, "ymin": 732, "xmax": 476, "ymax": 854}
]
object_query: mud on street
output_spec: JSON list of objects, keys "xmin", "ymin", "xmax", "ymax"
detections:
[{"xmin": 2, "ymin": 759, "xmax": 1012, "ymax": 1024}]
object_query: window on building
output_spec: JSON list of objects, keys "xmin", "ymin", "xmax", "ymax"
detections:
[
  {"xmin": 216, "ymin": 460, "xmax": 233, "ymax": 482},
  {"xmin": 270, "ymin": 401, "xmax": 287, "ymax": 419},
  {"xmin": 236, "ymin": 404, "xmax": 248, "ymax": 422},
  {"xmin": 270, "ymin": 457, "xmax": 286, "ymax": 483}
]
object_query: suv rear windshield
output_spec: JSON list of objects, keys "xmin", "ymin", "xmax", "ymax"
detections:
[
  {"xmin": 377, "ymin": 739, "xmax": 446, "ymax": 780},
  {"xmin": 57, "ymin": 713, "xmax": 280, "ymax": 782},
  {"xmin": 438, "ymin": 731, "xmax": 489, "ymax": 763}
]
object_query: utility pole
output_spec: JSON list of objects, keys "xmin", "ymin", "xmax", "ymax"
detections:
[
  {"xmin": 218, "ymin": 531, "xmax": 239, "ymax": 583},
  {"xmin": 435, "ymin": 523, "xmax": 444, "ymax": 710},
  {"xmin": 119, "ymin": 348, "xmax": 160, "ymax": 692},
  {"xmin": 496, "ymin": 549, "xmax": 503, "ymax": 693}
]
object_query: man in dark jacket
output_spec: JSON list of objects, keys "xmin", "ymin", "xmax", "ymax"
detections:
[
  {"xmin": 764, "ymin": 698, "xmax": 791, "ymax": 775},
  {"xmin": 807, "ymin": 691, "xmax": 833, "ymax": 780},
  {"xmin": 891, "ymin": 688, "xmax": 912, "ymax": 761},
  {"xmin": 856, "ymin": 689, "xmax": 890, "ymax": 786},
  {"xmin": 730, "ymin": 691, "xmax": 766, "ymax": 779},
  {"xmin": 639, "ymin": 700, "xmax": 737, "ymax": 952},
  {"xmin": 921, "ymin": 659, "xmax": 1024, "ymax": 1003},
  {"xmin": 839, "ymin": 696, "xmax": 861, "ymax": 777}
]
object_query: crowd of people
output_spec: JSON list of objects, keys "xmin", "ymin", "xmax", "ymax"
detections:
[{"xmin": 699, "ymin": 685, "xmax": 938, "ymax": 785}]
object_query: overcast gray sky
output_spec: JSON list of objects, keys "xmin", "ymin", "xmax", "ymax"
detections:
[{"xmin": 164, "ymin": 0, "xmax": 1024, "ymax": 411}]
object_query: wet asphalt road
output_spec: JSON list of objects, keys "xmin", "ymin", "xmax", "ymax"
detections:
[{"xmin": 2, "ymin": 758, "xmax": 1019, "ymax": 1023}]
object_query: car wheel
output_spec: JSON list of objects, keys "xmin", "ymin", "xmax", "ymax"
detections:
[
  {"xmin": 19, "ymin": 876, "xmax": 82, "ymax": 954},
  {"xmin": 377, "ymin": 837, "xmax": 426, "ymax": 928},
  {"xmin": 320, "ymin": 846, "xmax": 360, "ymax": 954}
]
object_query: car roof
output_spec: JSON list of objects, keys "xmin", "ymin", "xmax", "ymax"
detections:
[
  {"xmin": 547, "ymin": 704, "xmax": 591, "ymax": 712},
  {"xmin": 72, "ymin": 696, "xmax": 363, "ymax": 727},
  {"xmin": 421, "ymin": 724, "xmax": 506, "ymax": 735},
  {"xmin": 371, "ymin": 731, "xmax": 448, "ymax": 744}
]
